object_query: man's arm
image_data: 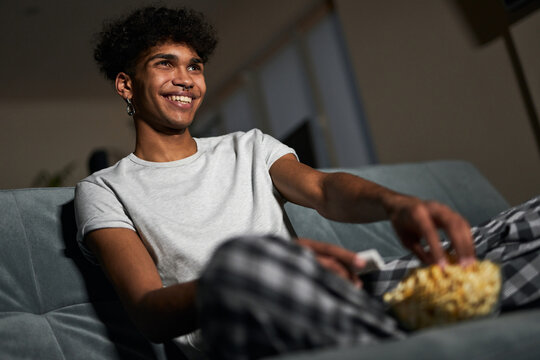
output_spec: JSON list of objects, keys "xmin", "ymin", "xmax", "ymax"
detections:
[
  {"xmin": 269, "ymin": 154, "xmax": 475, "ymax": 266},
  {"xmin": 85, "ymin": 228, "xmax": 198, "ymax": 343}
]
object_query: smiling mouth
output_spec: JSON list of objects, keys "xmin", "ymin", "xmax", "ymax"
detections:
[{"xmin": 165, "ymin": 95, "xmax": 192, "ymax": 104}]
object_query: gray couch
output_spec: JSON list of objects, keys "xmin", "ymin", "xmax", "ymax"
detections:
[{"xmin": 1, "ymin": 160, "xmax": 539, "ymax": 359}]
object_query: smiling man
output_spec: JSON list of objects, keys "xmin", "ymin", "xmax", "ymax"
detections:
[{"xmin": 75, "ymin": 6, "xmax": 540, "ymax": 360}]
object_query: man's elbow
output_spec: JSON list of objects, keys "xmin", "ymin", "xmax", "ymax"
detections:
[
  {"xmin": 131, "ymin": 305, "xmax": 197, "ymax": 343},
  {"xmin": 144, "ymin": 330, "xmax": 169, "ymax": 344},
  {"xmin": 135, "ymin": 316, "xmax": 181, "ymax": 343}
]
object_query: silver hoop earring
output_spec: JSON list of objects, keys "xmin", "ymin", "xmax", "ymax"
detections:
[{"xmin": 126, "ymin": 98, "xmax": 135, "ymax": 116}]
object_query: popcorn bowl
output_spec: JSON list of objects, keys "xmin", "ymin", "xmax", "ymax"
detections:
[{"xmin": 383, "ymin": 260, "xmax": 502, "ymax": 330}]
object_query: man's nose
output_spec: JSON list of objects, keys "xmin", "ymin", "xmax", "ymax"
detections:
[{"xmin": 172, "ymin": 70, "xmax": 194, "ymax": 89}]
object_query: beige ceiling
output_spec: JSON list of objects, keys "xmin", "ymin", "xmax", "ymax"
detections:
[
  {"xmin": 0, "ymin": 0, "xmax": 321, "ymax": 103},
  {"xmin": 0, "ymin": 0, "xmax": 229, "ymax": 101}
]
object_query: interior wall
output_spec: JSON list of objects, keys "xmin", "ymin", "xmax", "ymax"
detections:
[
  {"xmin": 335, "ymin": 0, "xmax": 540, "ymax": 205},
  {"xmin": 514, "ymin": 9, "xmax": 540, "ymax": 148},
  {"xmin": 0, "ymin": 99, "xmax": 134, "ymax": 189}
]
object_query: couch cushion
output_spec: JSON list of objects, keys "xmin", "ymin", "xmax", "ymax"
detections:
[
  {"xmin": 270, "ymin": 308, "xmax": 540, "ymax": 360},
  {"xmin": 0, "ymin": 188, "xmax": 178, "ymax": 359},
  {"xmin": 0, "ymin": 312, "xmax": 64, "ymax": 359},
  {"xmin": 0, "ymin": 188, "xmax": 116, "ymax": 313},
  {"xmin": 0, "ymin": 190, "xmax": 43, "ymax": 313}
]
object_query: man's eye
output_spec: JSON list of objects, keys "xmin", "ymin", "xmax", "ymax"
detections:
[
  {"xmin": 157, "ymin": 60, "xmax": 172, "ymax": 67},
  {"xmin": 188, "ymin": 64, "xmax": 202, "ymax": 72}
]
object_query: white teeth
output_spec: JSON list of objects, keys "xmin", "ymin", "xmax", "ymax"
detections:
[{"xmin": 167, "ymin": 95, "xmax": 192, "ymax": 104}]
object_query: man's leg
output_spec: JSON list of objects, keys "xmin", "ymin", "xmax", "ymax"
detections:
[
  {"xmin": 197, "ymin": 235, "xmax": 405, "ymax": 360},
  {"xmin": 473, "ymin": 196, "xmax": 540, "ymax": 309}
]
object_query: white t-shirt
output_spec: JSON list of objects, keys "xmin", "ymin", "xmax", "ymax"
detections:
[{"xmin": 75, "ymin": 129, "xmax": 297, "ymax": 286}]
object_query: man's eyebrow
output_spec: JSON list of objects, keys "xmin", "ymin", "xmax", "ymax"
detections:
[
  {"xmin": 146, "ymin": 53, "xmax": 203, "ymax": 64},
  {"xmin": 147, "ymin": 53, "xmax": 178, "ymax": 63}
]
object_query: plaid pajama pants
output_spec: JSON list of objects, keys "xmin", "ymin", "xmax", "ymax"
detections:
[{"xmin": 197, "ymin": 196, "xmax": 540, "ymax": 359}]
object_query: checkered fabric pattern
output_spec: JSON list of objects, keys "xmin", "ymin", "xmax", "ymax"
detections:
[
  {"xmin": 197, "ymin": 196, "xmax": 540, "ymax": 359},
  {"xmin": 198, "ymin": 235, "xmax": 405, "ymax": 360}
]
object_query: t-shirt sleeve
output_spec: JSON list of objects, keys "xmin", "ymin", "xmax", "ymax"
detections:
[
  {"xmin": 74, "ymin": 179, "xmax": 136, "ymax": 263},
  {"xmin": 257, "ymin": 130, "xmax": 298, "ymax": 169}
]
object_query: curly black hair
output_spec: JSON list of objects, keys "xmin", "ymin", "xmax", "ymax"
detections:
[{"xmin": 94, "ymin": 6, "xmax": 218, "ymax": 81}]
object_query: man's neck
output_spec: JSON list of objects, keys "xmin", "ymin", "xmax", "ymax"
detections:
[{"xmin": 133, "ymin": 121, "xmax": 197, "ymax": 162}]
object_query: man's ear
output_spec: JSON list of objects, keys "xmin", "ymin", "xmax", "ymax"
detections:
[{"xmin": 115, "ymin": 72, "xmax": 133, "ymax": 99}]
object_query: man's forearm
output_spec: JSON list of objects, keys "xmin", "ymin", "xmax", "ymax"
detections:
[
  {"xmin": 317, "ymin": 171, "xmax": 475, "ymax": 265},
  {"xmin": 130, "ymin": 279, "xmax": 199, "ymax": 343},
  {"xmin": 86, "ymin": 228, "xmax": 201, "ymax": 344},
  {"xmin": 317, "ymin": 172, "xmax": 409, "ymax": 223}
]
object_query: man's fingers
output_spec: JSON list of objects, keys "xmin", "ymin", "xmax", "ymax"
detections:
[
  {"xmin": 421, "ymin": 221, "xmax": 447, "ymax": 266},
  {"xmin": 297, "ymin": 238, "xmax": 359, "ymax": 270},
  {"xmin": 427, "ymin": 202, "xmax": 476, "ymax": 265},
  {"xmin": 316, "ymin": 255, "xmax": 362, "ymax": 287},
  {"xmin": 405, "ymin": 203, "xmax": 447, "ymax": 265},
  {"xmin": 393, "ymin": 200, "xmax": 476, "ymax": 266},
  {"xmin": 297, "ymin": 238, "xmax": 363, "ymax": 287},
  {"xmin": 405, "ymin": 240, "xmax": 433, "ymax": 264},
  {"xmin": 316, "ymin": 256, "xmax": 348, "ymax": 278}
]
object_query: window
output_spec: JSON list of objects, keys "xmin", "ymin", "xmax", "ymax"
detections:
[{"xmin": 201, "ymin": 7, "xmax": 376, "ymax": 167}]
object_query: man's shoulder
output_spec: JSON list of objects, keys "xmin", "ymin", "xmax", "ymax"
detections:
[
  {"xmin": 197, "ymin": 128, "xmax": 276, "ymax": 152},
  {"xmin": 77, "ymin": 154, "xmax": 133, "ymax": 189},
  {"xmin": 198, "ymin": 128, "xmax": 262, "ymax": 143}
]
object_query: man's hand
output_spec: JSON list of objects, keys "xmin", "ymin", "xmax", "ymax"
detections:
[
  {"xmin": 386, "ymin": 195, "xmax": 475, "ymax": 266},
  {"xmin": 296, "ymin": 237, "xmax": 365, "ymax": 288}
]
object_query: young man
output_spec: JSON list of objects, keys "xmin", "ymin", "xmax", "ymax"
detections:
[{"xmin": 76, "ymin": 6, "xmax": 540, "ymax": 359}]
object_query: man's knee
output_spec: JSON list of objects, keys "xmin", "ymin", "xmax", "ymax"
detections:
[
  {"xmin": 198, "ymin": 234, "xmax": 294, "ymax": 293},
  {"xmin": 196, "ymin": 235, "xmax": 295, "ymax": 358}
]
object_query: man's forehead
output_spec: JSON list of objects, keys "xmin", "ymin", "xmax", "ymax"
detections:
[{"xmin": 141, "ymin": 41, "xmax": 201, "ymax": 62}]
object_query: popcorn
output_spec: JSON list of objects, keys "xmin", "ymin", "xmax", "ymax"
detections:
[{"xmin": 383, "ymin": 260, "xmax": 501, "ymax": 330}]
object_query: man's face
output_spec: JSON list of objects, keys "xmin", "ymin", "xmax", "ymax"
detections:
[{"xmin": 129, "ymin": 41, "xmax": 206, "ymax": 133}]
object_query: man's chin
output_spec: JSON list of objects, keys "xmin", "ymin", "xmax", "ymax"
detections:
[{"xmin": 163, "ymin": 116, "xmax": 194, "ymax": 131}]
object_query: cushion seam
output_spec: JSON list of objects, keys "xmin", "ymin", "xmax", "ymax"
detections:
[
  {"xmin": 44, "ymin": 300, "xmax": 122, "ymax": 315},
  {"xmin": 424, "ymin": 162, "xmax": 460, "ymax": 210},
  {"xmin": 0, "ymin": 187, "xmax": 75, "ymax": 193},
  {"xmin": 11, "ymin": 192, "xmax": 45, "ymax": 314},
  {"xmin": 43, "ymin": 315, "xmax": 68, "ymax": 360},
  {"xmin": 0, "ymin": 300, "xmax": 123, "ymax": 316}
]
